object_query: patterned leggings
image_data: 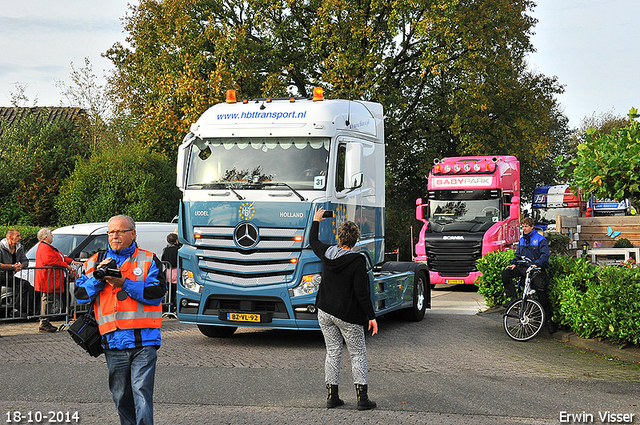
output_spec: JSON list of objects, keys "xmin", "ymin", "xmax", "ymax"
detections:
[{"xmin": 318, "ymin": 309, "xmax": 368, "ymax": 386}]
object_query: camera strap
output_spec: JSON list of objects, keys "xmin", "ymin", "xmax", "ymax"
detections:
[
  {"xmin": 97, "ymin": 249, "xmax": 108, "ymax": 263},
  {"xmin": 96, "ymin": 250, "xmax": 128, "ymax": 300}
]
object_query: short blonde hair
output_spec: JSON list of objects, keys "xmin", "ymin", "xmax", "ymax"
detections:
[{"xmin": 37, "ymin": 228, "xmax": 52, "ymax": 241}]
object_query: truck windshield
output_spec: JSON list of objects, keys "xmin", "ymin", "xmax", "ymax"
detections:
[
  {"xmin": 532, "ymin": 207, "xmax": 580, "ymax": 225},
  {"xmin": 187, "ymin": 137, "xmax": 330, "ymax": 190},
  {"xmin": 428, "ymin": 199, "xmax": 501, "ymax": 233}
]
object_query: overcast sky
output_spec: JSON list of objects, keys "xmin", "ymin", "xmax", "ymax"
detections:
[{"xmin": 0, "ymin": 0, "xmax": 638, "ymax": 129}]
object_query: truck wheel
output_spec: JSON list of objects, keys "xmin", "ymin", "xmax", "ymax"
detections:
[
  {"xmin": 197, "ymin": 324, "xmax": 237, "ymax": 338},
  {"xmin": 404, "ymin": 270, "xmax": 427, "ymax": 322}
]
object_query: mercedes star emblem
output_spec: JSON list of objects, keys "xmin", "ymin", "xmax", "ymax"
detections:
[{"xmin": 234, "ymin": 222, "xmax": 259, "ymax": 248}]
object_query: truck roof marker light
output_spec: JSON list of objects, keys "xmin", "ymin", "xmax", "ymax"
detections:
[
  {"xmin": 266, "ymin": 97, "xmax": 272, "ymax": 103},
  {"xmin": 242, "ymin": 98, "xmax": 248, "ymax": 104},
  {"xmin": 290, "ymin": 97, "xmax": 295, "ymax": 103},
  {"xmin": 226, "ymin": 90, "xmax": 237, "ymax": 103},
  {"xmin": 313, "ymin": 87, "xmax": 324, "ymax": 101}
]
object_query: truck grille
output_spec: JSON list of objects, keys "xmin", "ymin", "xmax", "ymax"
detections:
[
  {"xmin": 193, "ymin": 226, "xmax": 303, "ymax": 286},
  {"xmin": 424, "ymin": 239, "xmax": 482, "ymax": 277}
]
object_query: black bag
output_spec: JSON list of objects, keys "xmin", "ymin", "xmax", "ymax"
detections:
[{"xmin": 67, "ymin": 303, "xmax": 103, "ymax": 357}]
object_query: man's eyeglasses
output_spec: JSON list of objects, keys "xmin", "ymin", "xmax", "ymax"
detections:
[{"xmin": 107, "ymin": 229, "xmax": 134, "ymax": 236}]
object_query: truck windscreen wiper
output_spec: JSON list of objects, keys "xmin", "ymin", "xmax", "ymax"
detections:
[
  {"xmin": 260, "ymin": 182, "xmax": 306, "ymax": 201},
  {"xmin": 202, "ymin": 183, "xmax": 244, "ymax": 200}
]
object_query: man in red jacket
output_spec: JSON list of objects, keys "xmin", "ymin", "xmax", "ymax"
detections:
[{"xmin": 35, "ymin": 228, "xmax": 79, "ymax": 333}]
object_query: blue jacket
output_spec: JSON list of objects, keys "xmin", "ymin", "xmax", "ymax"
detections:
[
  {"xmin": 75, "ymin": 243, "xmax": 164, "ymax": 350},
  {"xmin": 511, "ymin": 231, "xmax": 550, "ymax": 269}
]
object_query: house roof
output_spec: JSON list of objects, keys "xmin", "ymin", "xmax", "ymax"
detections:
[{"xmin": 0, "ymin": 107, "xmax": 88, "ymax": 137}]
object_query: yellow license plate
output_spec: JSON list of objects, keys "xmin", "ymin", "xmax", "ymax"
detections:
[
  {"xmin": 445, "ymin": 279, "xmax": 465, "ymax": 284},
  {"xmin": 227, "ymin": 312, "xmax": 261, "ymax": 322}
]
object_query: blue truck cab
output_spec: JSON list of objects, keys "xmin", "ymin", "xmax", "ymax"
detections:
[{"xmin": 174, "ymin": 89, "xmax": 429, "ymax": 337}]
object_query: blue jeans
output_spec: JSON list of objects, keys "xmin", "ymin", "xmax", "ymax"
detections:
[{"xmin": 104, "ymin": 346, "xmax": 158, "ymax": 425}]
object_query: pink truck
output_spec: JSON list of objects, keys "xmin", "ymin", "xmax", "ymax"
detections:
[{"xmin": 415, "ymin": 156, "xmax": 520, "ymax": 285}]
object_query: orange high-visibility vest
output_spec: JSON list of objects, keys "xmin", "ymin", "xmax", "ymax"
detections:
[{"xmin": 86, "ymin": 248, "xmax": 162, "ymax": 335}]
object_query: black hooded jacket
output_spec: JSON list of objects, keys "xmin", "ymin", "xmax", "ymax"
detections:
[{"xmin": 309, "ymin": 221, "xmax": 375, "ymax": 326}]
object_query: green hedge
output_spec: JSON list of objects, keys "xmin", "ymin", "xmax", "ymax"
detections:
[{"xmin": 476, "ymin": 252, "xmax": 640, "ymax": 346}]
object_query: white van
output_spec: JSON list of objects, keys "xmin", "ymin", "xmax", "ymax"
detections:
[{"xmin": 20, "ymin": 222, "xmax": 178, "ymax": 281}]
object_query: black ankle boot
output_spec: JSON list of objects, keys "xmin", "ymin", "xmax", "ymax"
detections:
[
  {"xmin": 326, "ymin": 384, "xmax": 344, "ymax": 408},
  {"xmin": 355, "ymin": 384, "xmax": 376, "ymax": 410}
]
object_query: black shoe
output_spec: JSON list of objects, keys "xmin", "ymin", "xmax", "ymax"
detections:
[
  {"xmin": 326, "ymin": 384, "xmax": 344, "ymax": 408},
  {"xmin": 356, "ymin": 384, "xmax": 377, "ymax": 411},
  {"xmin": 39, "ymin": 323, "xmax": 57, "ymax": 333},
  {"xmin": 547, "ymin": 321, "xmax": 558, "ymax": 334}
]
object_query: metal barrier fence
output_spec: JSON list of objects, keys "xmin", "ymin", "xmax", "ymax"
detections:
[
  {"xmin": 0, "ymin": 262, "xmax": 178, "ymax": 324},
  {"xmin": 0, "ymin": 267, "xmax": 72, "ymax": 323}
]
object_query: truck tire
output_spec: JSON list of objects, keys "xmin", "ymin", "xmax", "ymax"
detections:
[
  {"xmin": 404, "ymin": 270, "xmax": 427, "ymax": 322},
  {"xmin": 197, "ymin": 324, "xmax": 237, "ymax": 338}
]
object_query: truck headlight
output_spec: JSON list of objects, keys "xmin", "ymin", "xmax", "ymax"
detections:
[
  {"xmin": 181, "ymin": 269, "xmax": 202, "ymax": 293},
  {"xmin": 290, "ymin": 273, "xmax": 321, "ymax": 297}
]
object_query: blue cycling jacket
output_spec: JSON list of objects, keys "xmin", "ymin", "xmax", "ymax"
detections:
[{"xmin": 511, "ymin": 231, "xmax": 550, "ymax": 269}]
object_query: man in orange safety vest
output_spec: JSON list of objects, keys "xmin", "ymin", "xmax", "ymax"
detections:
[{"xmin": 75, "ymin": 215, "xmax": 165, "ymax": 425}]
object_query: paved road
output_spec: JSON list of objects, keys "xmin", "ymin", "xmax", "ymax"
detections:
[{"xmin": 1, "ymin": 285, "xmax": 638, "ymax": 424}]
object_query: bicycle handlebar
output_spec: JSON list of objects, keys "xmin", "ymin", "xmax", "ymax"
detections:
[{"xmin": 514, "ymin": 256, "xmax": 540, "ymax": 271}]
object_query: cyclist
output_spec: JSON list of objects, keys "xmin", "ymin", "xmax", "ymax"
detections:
[{"xmin": 501, "ymin": 217, "xmax": 557, "ymax": 334}]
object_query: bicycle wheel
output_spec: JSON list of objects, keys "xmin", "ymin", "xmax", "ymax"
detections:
[{"xmin": 503, "ymin": 298, "xmax": 545, "ymax": 342}]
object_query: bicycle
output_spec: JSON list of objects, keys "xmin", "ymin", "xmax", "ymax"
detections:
[{"xmin": 502, "ymin": 256, "xmax": 545, "ymax": 341}]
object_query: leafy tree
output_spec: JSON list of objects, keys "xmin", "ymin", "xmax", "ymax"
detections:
[
  {"xmin": 56, "ymin": 142, "xmax": 181, "ymax": 224},
  {"xmin": 0, "ymin": 113, "xmax": 87, "ymax": 225},
  {"xmin": 571, "ymin": 109, "xmax": 629, "ymax": 148},
  {"xmin": 557, "ymin": 108, "xmax": 640, "ymax": 204},
  {"xmin": 106, "ymin": 0, "xmax": 564, "ymax": 157}
]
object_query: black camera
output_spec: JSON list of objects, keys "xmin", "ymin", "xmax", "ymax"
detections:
[
  {"xmin": 94, "ymin": 259, "xmax": 122, "ymax": 281},
  {"xmin": 322, "ymin": 210, "xmax": 334, "ymax": 218}
]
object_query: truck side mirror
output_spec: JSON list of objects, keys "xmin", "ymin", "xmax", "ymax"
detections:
[
  {"xmin": 416, "ymin": 198, "xmax": 428, "ymax": 222},
  {"xmin": 344, "ymin": 143, "xmax": 362, "ymax": 185},
  {"xmin": 176, "ymin": 132, "xmax": 198, "ymax": 191},
  {"xmin": 349, "ymin": 172, "xmax": 364, "ymax": 189},
  {"xmin": 509, "ymin": 196, "xmax": 520, "ymax": 219}
]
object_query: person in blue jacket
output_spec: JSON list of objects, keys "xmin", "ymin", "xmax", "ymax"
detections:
[
  {"xmin": 75, "ymin": 215, "xmax": 165, "ymax": 425},
  {"xmin": 501, "ymin": 216, "xmax": 556, "ymax": 333}
]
